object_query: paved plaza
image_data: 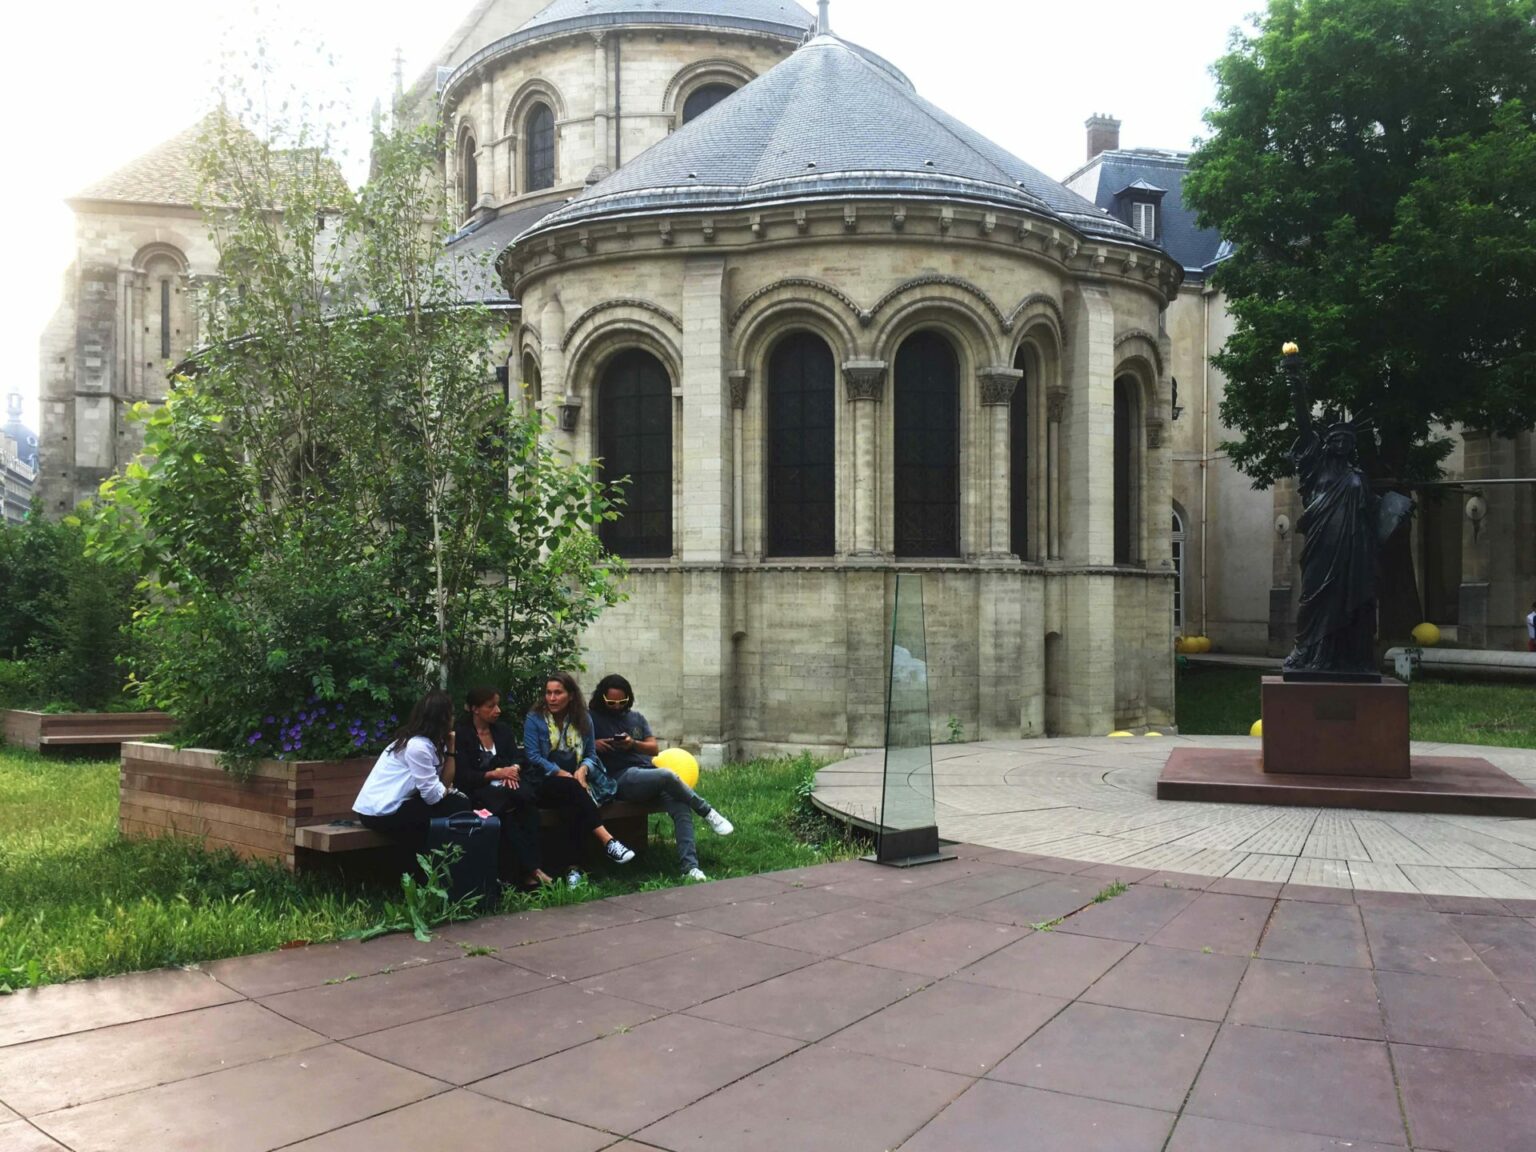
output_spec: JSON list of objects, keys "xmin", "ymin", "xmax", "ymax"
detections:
[
  {"xmin": 816, "ymin": 736, "xmax": 1536, "ymax": 898},
  {"xmin": 3, "ymin": 739, "xmax": 1535, "ymax": 1150},
  {"xmin": 3, "ymin": 838, "xmax": 1536, "ymax": 1151}
]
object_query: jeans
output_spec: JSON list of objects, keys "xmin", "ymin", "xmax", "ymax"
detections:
[
  {"xmin": 535, "ymin": 774, "xmax": 604, "ymax": 873},
  {"xmin": 615, "ymin": 766, "xmax": 711, "ymax": 870}
]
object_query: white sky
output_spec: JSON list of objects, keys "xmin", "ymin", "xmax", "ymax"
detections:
[{"xmin": 0, "ymin": 0, "xmax": 1260, "ymax": 431}]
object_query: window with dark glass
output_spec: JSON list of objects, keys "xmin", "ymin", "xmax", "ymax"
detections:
[
  {"xmin": 160, "ymin": 280, "xmax": 172, "ymax": 359},
  {"xmin": 1114, "ymin": 376, "xmax": 1136, "ymax": 564},
  {"xmin": 598, "ymin": 349, "xmax": 672, "ymax": 558},
  {"xmin": 682, "ymin": 83, "xmax": 735, "ymax": 124},
  {"xmin": 460, "ymin": 132, "xmax": 478, "ymax": 217},
  {"xmin": 1010, "ymin": 347, "xmax": 1029, "ymax": 558},
  {"xmin": 1171, "ymin": 509, "xmax": 1185, "ymax": 628},
  {"xmin": 766, "ymin": 332, "xmax": 835, "ymax": 556},
  {"xmin": 894, "ymin": 331, "xmax": 959, "ymax": 557},
  {"xmin": 525, "ymin": 104, "xmax": 555, "ymax": 191}
]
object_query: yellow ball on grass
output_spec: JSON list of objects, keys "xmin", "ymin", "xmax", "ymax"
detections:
[
  {"xmin": 1250, "ymin": 719, "xmax": 1263, "ymax": 738},
  {"xmin": 652, "ymin": 746, "xmax": 700, "ymax": 790},
  {"xmin": 1411, "ymin": 622, "xmax": 1441, "ymax": 647}
]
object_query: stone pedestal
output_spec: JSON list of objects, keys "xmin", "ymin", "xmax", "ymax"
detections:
[{"xmin": 1261, "ymin": 676, "xmax": 1409, "ymax": 779}]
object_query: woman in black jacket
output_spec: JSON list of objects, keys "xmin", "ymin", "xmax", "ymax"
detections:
[{"xmin": 453, "ymin": 685, "xmax": 550, "ymax": 889}]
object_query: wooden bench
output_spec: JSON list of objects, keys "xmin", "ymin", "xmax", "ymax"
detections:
[
  {"xmin": 7, "ymin": 709, "xmax": 174, "ymax": 752},
  {"xmin": 295, "ymin": 799, "xmax": 663, "ymax": 856}
]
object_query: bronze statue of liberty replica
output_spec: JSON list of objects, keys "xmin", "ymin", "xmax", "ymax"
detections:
[{"xmin": 1280, "ymin": 343, "xmax": 1413, "ymax": 681}]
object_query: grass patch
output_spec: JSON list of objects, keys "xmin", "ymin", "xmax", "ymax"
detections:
[
  {"xmin": 1093, "ymin": 881, "xmax": 1128, "ymax": 903},
  {"xmin": 0, "ymin": 747, "xmax": 864, "ymax": 988},
  {"xmin": 1176, "ymin": 665, "xmax": 1536, "ymax": 748}
]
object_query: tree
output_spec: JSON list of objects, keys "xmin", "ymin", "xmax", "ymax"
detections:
[
  {"xmin": 1185, "ymin": 0, "xmax": 1536, "ymax": 637},
  {"xmin": 90, "ymin": 86, "xmax": 624, "ymax": 769}
]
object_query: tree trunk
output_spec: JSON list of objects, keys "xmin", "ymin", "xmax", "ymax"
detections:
[{"xmin": 1376, "ymin": 519, "xmax": 1422, "ymax": 655}]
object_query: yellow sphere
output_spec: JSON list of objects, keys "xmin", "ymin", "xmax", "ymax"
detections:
[
  {"xmin": 1143, "ymin": 731, "xmax": 1163, "ymax": 738},
  {"xmin": 1174, "ymin": 636, "xmax": 1188, "ymax": 653},
  {"xmin": 1411, "ymin": 622, "xmax": 1441, "ymax": 647},
  {"xmin": 1250, "ymin": 719, "xmax": 1263, "ymax": 738},
  {"xmin": 1108, "ymin": 730, "xmax": 1134, "ymax": 738},
  {"xmin": 652, "ymin": 746, "xmax": 700, "ymax": 790}
]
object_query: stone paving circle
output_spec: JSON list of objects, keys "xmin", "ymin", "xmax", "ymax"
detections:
[{"xmin": 814, "ymin": 736, "xmax": 1536, "ymax": 898}]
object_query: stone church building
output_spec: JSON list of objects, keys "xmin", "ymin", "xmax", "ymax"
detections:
[{"xmin": 41, "ymin": 0, "xmax": 1201, "ymax": 759}]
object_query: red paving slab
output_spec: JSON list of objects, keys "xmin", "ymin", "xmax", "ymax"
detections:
[{"xmin": 3, "ymin": 848, "xmax": 1535, "ymax": 1151}]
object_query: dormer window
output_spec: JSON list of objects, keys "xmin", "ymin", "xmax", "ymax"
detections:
[
  {"xmin": 1114, "ymin": 178, "xmax": 1167, "ymax": 243},
  {"xmin": 1132, "ymin": 200, "xmax": 1156, "ymax": 240}
]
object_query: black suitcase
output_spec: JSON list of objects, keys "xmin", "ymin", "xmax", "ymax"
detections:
[{"xmin": 427, "ymin": 809, "xmax": 501, "ymax": 911}]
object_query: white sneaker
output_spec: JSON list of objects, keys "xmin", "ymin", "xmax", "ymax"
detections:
[
  {"xmin": 705, "ymin": 809, "xmax": 733, "ymax": 836},
  {"xmin": 684, "ymin": 867, "xmax": 708, "ymax": 881},
  {"xmin": 605, "ymin": 839, "xmax": 636, "ymax": 864},
  {"xmin": 566, "ymin": 869, "xmax": 584, "ymax": 889}
]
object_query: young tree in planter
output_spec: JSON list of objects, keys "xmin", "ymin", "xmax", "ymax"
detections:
[
  {"xmin": 1184, "ymin": 0, "xmax": 1536, "ymax": 640},
  {"xmin": 91, "ymin": 97, "xmax": 623, "ymax": 770}
]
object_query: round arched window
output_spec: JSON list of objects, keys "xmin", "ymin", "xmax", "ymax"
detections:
[{"xmin": 681, "ymin": 84, "xmax": 735, "ymax": 124}]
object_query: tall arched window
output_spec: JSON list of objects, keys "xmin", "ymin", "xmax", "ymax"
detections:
[
  {"xmin": 524, "ymin": 103, "xmax": 555, "ymax": 191},
  {"xmin": 598, "ymin": 349, "xmax": 672, "ymax": 558},
  {"xmin": 1113, "ymin": 375, "xmax": 1139, "ymax": 565},
  {"xmin": 459, "ymin": 131, "xmax": 478, "ymax": 219},
  {"xmin": 521, "ymin": 351, "xmax": 542, "ymax": 404},
  {"xmin": 894, "ymin": 331, "xmax": 959, "ymax": 558},
  {"xmin": 1010, "ymin": 346, "xmax": 1030, "ymax": 558},
  {"xmin": 682, "ymin": 83, "xmax": 735, "ymax": 124},
  {"xmin": 766, "ymin": 332, "xmax": 835, "ymax": 556}
]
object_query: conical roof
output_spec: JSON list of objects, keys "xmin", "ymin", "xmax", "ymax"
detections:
[
  {"xmin": 517, "ymin": 0, "xmax": 813, "ymax": 37},
  {"xmin": 516, "ymin": 35, "xmax": 1143, "ymax": 246}
]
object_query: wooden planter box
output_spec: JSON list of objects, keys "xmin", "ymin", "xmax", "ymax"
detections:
[
  {"xmin": 5, "ymin": 709, "xmax": 174, "ymax": 752},
  {"xmin": 119, "ymin": 742, "xmax": 372, "ymax": 870}
]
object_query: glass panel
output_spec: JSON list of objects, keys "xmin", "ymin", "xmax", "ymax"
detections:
[
  {"xmin": 894, "ymin": 332, "xmax": 959, "ymax": 557},
  {"xmin": 877, "ymin": 573, "xmax": 939, "ymax": 861}
]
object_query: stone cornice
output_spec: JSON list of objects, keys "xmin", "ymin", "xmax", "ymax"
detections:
[{"xmin": 501, "ymin": 200, "xmax": 1183, "ymax": 307}]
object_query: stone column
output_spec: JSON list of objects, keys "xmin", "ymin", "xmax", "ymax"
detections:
[
  {"xmin": 477, "ymin": 77, "xmax": 494, "ymax": 209},
  {"xmin": 728, "ymin": 369, "xmax": 749, "ymax": 557},
  {"xmin": 1060, "ymin": 285, "xmax": 1116, "ymax": 565},
  {"xmin": 591, "ymin": 31, "xmax": 610, "ymax": 171},
  {"xmin": 843, "ymin": 359, "xmax": 886, "ymax": 555},
  {"xmin": 680, "ymin": 258, "xmax": 733, "ymax": 764},
  {"xmin": 1045, "ymin": 386, "xmax": 1067, "ymax": 560},
  {"xmin": 978, "ymin": 366, "xmax": 1022, "ymax": 558}
]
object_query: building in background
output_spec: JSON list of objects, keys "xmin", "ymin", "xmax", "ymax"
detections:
[{"xmin": 2, "ymin": 391, "xmax": 38, "ymax": 524}]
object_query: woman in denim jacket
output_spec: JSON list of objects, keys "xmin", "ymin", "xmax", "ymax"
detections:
[{"xmin": 523, "ymin": 670, "xmax": 634, "ymax": 886}]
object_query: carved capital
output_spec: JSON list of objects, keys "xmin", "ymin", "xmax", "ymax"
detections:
[
  {"xmin": 1146, "ymin": 418, "xmax": 1165, "ymax": 450},
  {"xmin": 728, "ymin": 369, "xmax": 750, "ymax": 410},
  {"xmin": 1046, "ymin": 387, "xmax": 1069, "ymax": 423},
  {"xmin": 978, "ymin": 366, "xmax": 1023, "ymax": 407},
  {"xmin": 842, "ymin": 359, "xmax": 887, "ymax": 402}
]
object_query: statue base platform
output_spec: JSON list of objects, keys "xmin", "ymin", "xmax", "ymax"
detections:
[
  {"xmin": 1261, "ymin": 676, "xmax": 1409, "ymax": 778},
  {"xmin": 1156, "ymin": 748, "xmax": 1536, "ymax": 816}
]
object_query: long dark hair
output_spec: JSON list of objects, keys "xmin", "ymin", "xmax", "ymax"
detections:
[
  {"xmin": 589, "ymin": 673, "xmax": 636, "ymax": 712},
  {"xmin": 533, "ymin": 671, "xmax": 588, "ymax": 735},
  {"xmin": 388, "ymin": 689, "xmax": 455, "ymax": 759}
]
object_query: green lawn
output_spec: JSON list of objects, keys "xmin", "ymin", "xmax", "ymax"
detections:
[
  {"xmin": 1176, "ymin": 665, "xmax": 1536, "ymax": 748},
  {"xmin": 0, "ymin": 748, "xmax": 862, "ymax": 989}
]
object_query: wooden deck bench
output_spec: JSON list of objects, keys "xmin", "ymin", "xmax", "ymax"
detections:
[
  {"xmin": 7, "ymin": 709, "xmax": 173, "ymax": 752},
  {"xmin": 296, "ymin": 799, "xmax": 663, "ymax": 857}
]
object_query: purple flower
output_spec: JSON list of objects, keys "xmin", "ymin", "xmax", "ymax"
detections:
[
  {"xmin": 327, "ymin": 722, "xmax": 336, "ymax": 730},
  {"xmin": 247, "ymin": 733, "xmax": 261, "ymax": 745},
  {"xmin": 264, "ymin": 715, "xmax": 275, "ymax": 724},
  {"xmin": 298, "ymin": 711, "xmax": 308, "ymax": 723},
  {"xmin": 388, "ymin": 714, "xmax": 397, "ymax": 724}
]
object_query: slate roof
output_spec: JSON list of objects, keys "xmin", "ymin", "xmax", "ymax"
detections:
[
  {"xmin": 1063, "ymin": 148, "xmax": 1223, "ymax": 278},
  {"xmin": 443, "ymin": 200, "xmax": 564, "ymax": 303},
  {"xmin": 514, "ymin": 35, "xmax": 1147, "ymax": 247}
]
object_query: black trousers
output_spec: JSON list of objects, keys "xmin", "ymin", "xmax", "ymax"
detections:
[
  {"xmin": 357, "ymin": 791, "xmax": 476, "ymax": 852},
  {"xmin": 469, "ymin": 782, "xmax": 542, "ymax": 879},
  {"xmin": 535, "ymin": 774, "xmax": 604, "ymax": 872}
]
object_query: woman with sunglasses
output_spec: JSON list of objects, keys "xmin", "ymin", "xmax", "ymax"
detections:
[
  {"xmin": 589, "ymin": 673, "xmax": 732, "ymax": 881},
  {"xmin": 523, "ymin": 671, "xmax": 635, "ymax": 887}
]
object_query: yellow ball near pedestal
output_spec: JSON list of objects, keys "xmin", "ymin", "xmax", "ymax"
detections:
[
  {"xmin": 1250, "ymin": 719, "xmax": 1263, "ymax": 738},
  {"xmin": 653, "ymin": 747, "xmax": 700, "ymax": 790},
  {"xmin": 1174, "ymin": 636, "xmax": 1188, "ymax": 653},
  {"xmin": 1108, "ymin": 731, "xmax": 1134, "ymax": 738},
  {"xmin": 1411, "ymin": 622, "xmax": 1441, "ymax": 647}
]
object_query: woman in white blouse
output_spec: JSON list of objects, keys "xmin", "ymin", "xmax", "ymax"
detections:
[{"xmin": 353, "ymin": 689, "xmax": 474, "ymax": 846}]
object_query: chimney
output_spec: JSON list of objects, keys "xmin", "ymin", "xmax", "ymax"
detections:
[
  {"xmin": 1085, "ymin": 113, "xmax": 1121, "ymax": 161},
  {"xmin": 817, "ymin": 0, "xmax": 831, "ymax": 34}
]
